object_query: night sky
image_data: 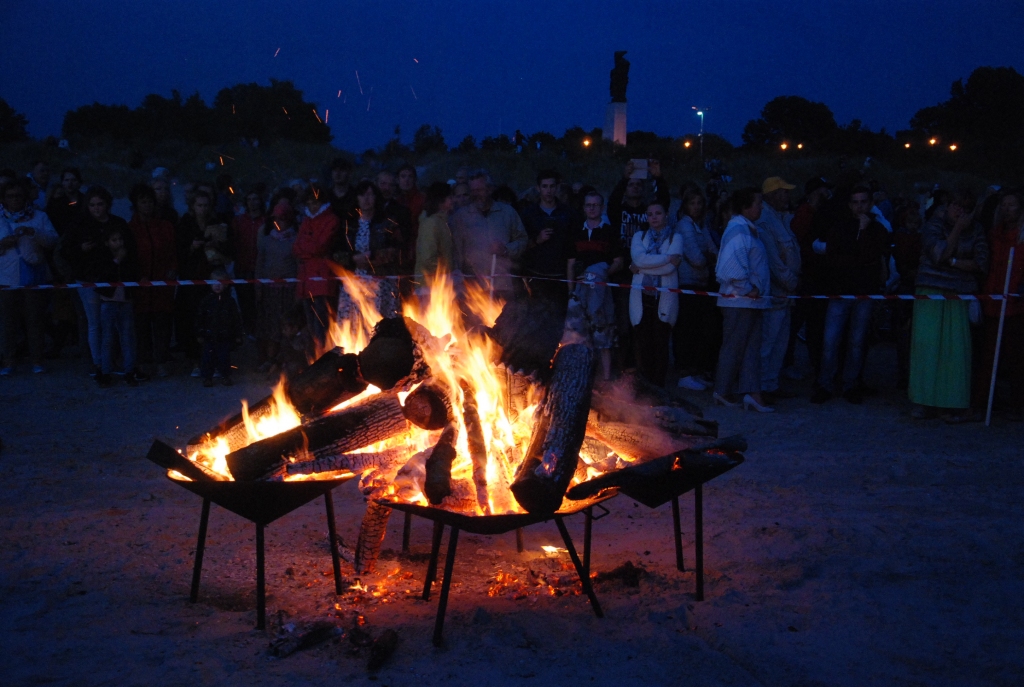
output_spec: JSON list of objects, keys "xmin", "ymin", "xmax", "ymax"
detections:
[{"xmin": 2, "ymin": 0, "xmax": 1022, "ymax": 150}]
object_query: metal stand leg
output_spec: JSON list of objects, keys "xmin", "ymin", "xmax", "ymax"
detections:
[
  {"xmin": 583, "ymin": 507, "xmax": 593, "ymax": 577},
  {"xmin": 515, "ymin": 527, "xmax": 524, "ymax": 553},
  {"xmin": 432, "ymin": 526, "xmax": 460, "ymax": 647},
  {"xmin": 256, "ymin": 524, "xmax": 266, "ymax": 630},
  {"xmin": 190, "ymin": 499, "xmax": 211, "ymax": 603},
  {"xmin": 324, "ymin": 492, "xmax": 343, "ymax": 595},
  {"xmin": 422, "ymin": 521, "xmax": 444, "ymax": 601},
  {"xmin": 554, "ymin": 516, "xmax": 603, "ymax": 619},
  {"xmin": 402, "ymin": 512, "xmax": 412, "ymax": 554},
  {"xmin": 672, "ymin": 496, "xmax": 685, "ymax": 572},
  {"xmin": 695, "ymin": 485, "xmax": 704, "ymax": 601}
]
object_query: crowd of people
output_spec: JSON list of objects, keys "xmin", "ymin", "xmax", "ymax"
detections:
[{"xmin": 0, "ymin": 157, "xmax": 1021, "ymax": 421}]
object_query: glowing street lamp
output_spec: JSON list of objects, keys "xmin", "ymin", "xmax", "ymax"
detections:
[
  {"xmin": 692, "ymin": 107, "xmax": 707, "ymax": 160},
  {"xmin": 582, "ymin": 138, "xmax": 591, "ymax": 147},
  {"xmin": 780, "ymin": 142, "xmax": 788, "ymax": 150},
  {"xmin": 683, "ymin": 140, "xmax": 692, "ymax": 148},
  {"xmin": 949, "ymin": 144, "xmax": 957, "ymax": 151},
  {"xmin": 929, "ymin": 138, "xmax": 937, "ymax": 146},
  {"xmin": 797, "ymin": 143, "xmax": 803, "ymax": 150},
  {"xmin": 904, "ymin": 142, "xmax": 911, "ymax": 149}
]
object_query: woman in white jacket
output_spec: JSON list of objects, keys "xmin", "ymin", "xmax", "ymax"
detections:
[
  {"xmin": 713, "ymin": 188, "xmax": 773, "ymax": 411},
  {"xmin": 628, "ymin": 200, "xmax": 683, "ymax": 386}
]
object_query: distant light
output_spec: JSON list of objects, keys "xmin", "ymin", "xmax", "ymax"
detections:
[
  {"xmin": 696, "ymin": 111, "xmax": 703, "ymax": 116},
  {"xmin": 949, "ymin": 144, "xmax": 957, "ymax": 151},
  {"xmin": 929, "ymin": 138, "xmax": 937, "ymax": 145},
  {"xmin": 683, "ymin": 140, "xmax": 692, "ymax": 148},
  {"xmin": 904, "ymin": 142, "xmax": 911, "ymax": 149},
  {"xmin": 582, "ymin": 138, "xmax": 591, "ymax": 147},
  {"xmin": 780, "ymin": 142, "xmax": 788, "ymax": 150},
  {"xmin": 797, "ymin": 143, "xmax": 803, "ymax": 150}
]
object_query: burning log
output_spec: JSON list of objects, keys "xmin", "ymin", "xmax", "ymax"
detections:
[
  {"xmin": 285, "ymin": 446, "xmax": 412, "ymax": 477},
  {"xmin": 401, "ymin": 380, "xmax": 453, "ymax": 430},
  {"xmin": 357, "ymin": 316, "xmax": 421, "ymax": 390},
  {"xmin": 566, "ymin": 436, "xmax": 748, "ymax": 501},
  {"xmin": 226, "ymin": 394, "xmax": 409, "ymax": 481},
  {"xmin": 590, "ymin": 391, "xmax": 718, "ymax": 438},
  {"xmin": 488, "ymin": 298, "xmax": 566, "ymax": 379},
  {"xmin": 460, "ymin": 380, "xmax": 490, "ymax": 512},
  {"xmin": 424, "ymin": 423, "xmax": 458, "ymax": 505},
  {"xmin": 441, "ymin": 478, "xmax": 479, "ymax": 513},
  {"xmin": 186, "ymin": 349, "xmax": 367, "ymax": 455},
  {"xmin": 511, "ymin": 344, "xmax": 595, "ymax": 513},
  {"xmin": 586, "ymin": 421, "xmax": 728, "ymax": 463},
  {"xmin": 146, "ymin": 439, "xmax": 227, "ymax": 481},
  {"xmin": 354, "ymin": 500, "xmax": 392, "ymax": 574}
]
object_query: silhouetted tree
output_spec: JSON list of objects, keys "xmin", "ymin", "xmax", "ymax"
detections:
[
  {"xmin": 455, "ymin": 135, "xmax": 477, "ymax": 152},
  {"xmin": 480, "ymin": 134, "xmax": 514, "ymax": 152},
  {"xmin": 742, "ymin": 96, "xmax": 839, "ymax": 148},
  {"xmin": 412, "ymin": 124, "xmax": 446, "ymax": 155},
  {"xmin": 213, "ymin": 80, "xmax": 331, "ymax": 143},
  {"xmin": 0, "ymin": 99, "xmax": 30, "ymax": 143},
  {"xmin": 911, "ymin": 66, "xmax": 1024, "ymax": 145}
]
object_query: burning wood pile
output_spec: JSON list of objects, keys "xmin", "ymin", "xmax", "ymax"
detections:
[{"xmin": 162, "ymin": 271, "xmax": 744, "ymax": 576}]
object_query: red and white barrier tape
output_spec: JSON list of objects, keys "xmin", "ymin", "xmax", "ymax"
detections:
[{"xmin": 0, "ymin": 273, "xmax": 1017, "ymax": 301}]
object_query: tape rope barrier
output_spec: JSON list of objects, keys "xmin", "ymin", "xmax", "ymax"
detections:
[{"xmin": 0, "ymin": 273, "xmax": 1018, "ymax": 301}]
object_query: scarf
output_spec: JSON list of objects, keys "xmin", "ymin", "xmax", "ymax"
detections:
[{"xmin": 641, "ymin": 226, "xmax": 672, "ymax": 289}]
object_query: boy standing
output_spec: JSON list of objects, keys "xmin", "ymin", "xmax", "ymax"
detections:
[
  {"xmin": 95, "ymin": 226, "xmax": 148, "ymax": 387},
  {"xmin": 196, "ymin": 268, "xmax": 243, "ymax": 386}
]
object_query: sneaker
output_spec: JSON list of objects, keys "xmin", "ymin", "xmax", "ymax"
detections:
[
  {"xmin": 96, "ymin": 373, "xmax": 113, "ymax": 388},
  {"xmin": 0, "ymin": 366, "xmax": 12, "ymax": 377},
  {"xmin": 156, "ymin": 364, "xmax": 170, "ymax": 378},
  {"xmin": 32, "ymin": 364, "xmax": 46, "ymax": 374},
  {"xmin": 203, "ymin": 378, "xmax": 215, "ymax": 388},
  {"xmin": 191, "ymin": 366, "xmax": 202, "ymax": 378},
  {"xmin": 677, "ymin": 375, "xmax": 707, "ymax": 391},
  {"xmin": 133, "ymin": 370, "xmax": 150, "ymax": 382},
  {"xmin": 221, "ymin": 376, "xmax": 233, "ymax": 387},
  {"xmin": 810, "ymin": 387, "xmax": 832, "ymax": 404},
  {"xmin": 212, "ymin": 370, "xmax": 223, "ymax": 379},
  {"xmin": 843, "ymin": 388, "xmax": 864, "ymax": 405},
  {"xmin": 88, "ymin": 365, "xmax": 99, "ymax": 379}
]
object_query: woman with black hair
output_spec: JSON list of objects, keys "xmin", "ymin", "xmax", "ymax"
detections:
[{"xmin": 335, "ymin": 180, "xmax": 402, "ymax": 317}]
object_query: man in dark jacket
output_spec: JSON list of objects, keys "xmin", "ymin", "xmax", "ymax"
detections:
[
  {"xmin": 196, "ymin": 268, "xmax": 243, "ymax": 387},
  {"xmin": 520, "ymin": 169, "xmax": 578, "ymax": 314}
]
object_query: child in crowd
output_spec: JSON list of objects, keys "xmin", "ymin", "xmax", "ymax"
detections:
[
  {"xmin": 195, "ymin": 268, "xmax": 242, "ymax": 387},
  {"xmin": 269, "ymin": 304, "xmax": 313, "ymax": 380},
  {"xmin": 95, "ymin": 226, "xmax": 148, "ymax": 387}
]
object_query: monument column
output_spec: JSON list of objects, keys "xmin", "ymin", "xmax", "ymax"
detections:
[{"xmin": 603, "ymin": 51, "xmax": 629, "ymax": 146}]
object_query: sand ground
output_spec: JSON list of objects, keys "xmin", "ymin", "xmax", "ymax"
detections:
[{"xmin": 1, "ymin": 342, "xmax": 1021, "ymax": 687}]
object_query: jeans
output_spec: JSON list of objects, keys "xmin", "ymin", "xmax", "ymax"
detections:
[
  {"xmin": 817, "ymin": 299, "xmax": 874, "ymax": 393},
  {"xmin": 79, "ymin": 287, "xmax": 103, "ymax": 367},
  {"xmin": 715, "ymin": 307, "xmax": 763, "ymax": 396},
  {"xmin": 0, "ymin": 290, "xmax": 47, "ymax": 366},
  {"xmin": 633, "ymin": 295, "xmax": 672, "ymax": 387},
  {"xmin": 760, "ymin": 304, "xmax": 791, "ymax": 392},
  {"xmin": 201, "ymin": 340, "xmax": 232, "ymax": 379},
  {"xmin": 100, "ymin": 300, "xmax": 137, "ymax": 375}
]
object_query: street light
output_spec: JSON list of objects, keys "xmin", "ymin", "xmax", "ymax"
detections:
[
  {"xmin": 797, "ymin": 143, "xmax": 803, "ymax": 150},
  {"xmin": 929, "ymin": 138, "xmax": 937, "ymax": 146},
  {"xmin": 692, "ymin": 107, "xmax": 707, "ymax": 161},
  {"xmin": 582, "ymin": 138, "xmax": 591, "ymax": 147},
  {"xmin": 904, "ymin": 142, "xmax": 911, "ymax": 149},
  {"xmin": 949, "ymin": 144, "xmax": 957, "ymax": 151},
  {"xmin": 780, "ymin": 142, "xmax": 788, "ymax": 150},
  {"xmin": 683, "ymin": 140, "xmax": 692, "ymax": 148}
]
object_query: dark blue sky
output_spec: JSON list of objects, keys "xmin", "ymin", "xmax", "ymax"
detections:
[{"xmin": 2, "ymin": 0, "xmax": 1022, "ymax": 150}]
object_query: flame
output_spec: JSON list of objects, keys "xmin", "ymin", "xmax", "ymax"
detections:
[{"xmin": 324, "ymin": 266, "xmax": 383, "ymax": 358}]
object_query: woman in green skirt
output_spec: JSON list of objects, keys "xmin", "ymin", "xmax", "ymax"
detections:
[{"xmin": 909, "ymin": 190, "xmax": 989, "ymax": 421}]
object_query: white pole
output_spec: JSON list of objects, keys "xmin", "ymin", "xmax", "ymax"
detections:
[
  {"xmin": 986, "ymin": 246, "xmax": 1015, "ymax": 426},
  {"xmin": 489, "ymin": 253, "xmax": 497, "ymax": 299}
]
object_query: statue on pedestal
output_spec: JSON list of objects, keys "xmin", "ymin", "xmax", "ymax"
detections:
[{"xmin": 609, "ymin": 51, "xmax": 630, "ymax": 103}]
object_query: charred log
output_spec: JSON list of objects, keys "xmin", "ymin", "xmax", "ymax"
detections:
[
  {"xmin": 590, "ymin": 391, "xmax": 717, "ymax": 438},
  {"xmin": 357, "ymin": 317, "xmax": 418, "ymax": 390},
  {"xmin": 354, "ymin": 500, "xmax": 392, "ymax": 574},
  {"xmin": 226, "ymin": 394, "xmax": 409, "ymax": 481},
  {"xmin": 146, "ymin": 439, "xmax": 227, "ymax": 481},
  {"xmin": 460, "ymin": 380, "xmax": 490, "ymax": 512},
  {"xmin": 286, "ymin": 446, "xmax": 412, "ymax": 477},
  {"xmin": 586, "ymin": 421, "xmax": 724, "ymax": 463},
  {"xmin": 401, "ymin": 380, "xmax": 453, "ymax": 430},
  {"xmin": 424, "ymin": 423, "xmax": 458, "ymax": 505},
  {"xmin": 488, "ymin": 298, "xmax": 566, "ymax": 379},
  {"xmin": 511, "ymin": 344, "xmax": 595, "ymax": 513}
]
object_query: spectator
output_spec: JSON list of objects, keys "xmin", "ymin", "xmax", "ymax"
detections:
[
  {"xmin": 195, "ymin": 268, "xmax": 242, "ymax": 387},
  {"xmin": 94, "ymin": 224, "xmax": 147, "ymax": 387},
  {"xmin": 713, "ymin": 188, "xmax": 773, "ymax": 412},
  {"xmin": 214, "ymin": 173, "xmax": 235, "ymax": 218},
  {"xmin": 43, "ymin": 167, "xmax": 85, "ymax": 358},
  {"xmin": 335, "ymin": 180, "xmax": 402, "ymax": 317},
  {"xmin": 454, "ymin": 167, "xmax": 471, "ymax": 186},
  {"xmin": 293, "ymin": 183, "xmax": 339, "ymax": 352},
  {"xmin": 255, "ymin": 196, "xmax": 298, "ymax": 373},
  {"xmin": 756, "ymin": 177, "xmax": 801, "ymax": 402},
  {"xmin": 62, "ymin": 186, "xmax": 128, "ymax": 376},
  {"xmin": 909, "ymin": 189, "xmax": 989, "ymax": 421},
  {"xmin": 812, "ymin": 186, "xmax": 891, "ymax": 405},
  {"xmin": 396, "ymin": 164, "xmax": 425, "ymax": 234},
  {"xmin": 628, "ymin": 200, "xmax": 683, "ymax": 387},
  {"xmin": 328, "ymin": 158, "xmax": 355, "ymax": 218},
  {"xmin": 128, "ymin": 183, "xmax": 177, "ymax": 378},
  {"xmin": 891, "ymin": 201, "xmax": 923, "ymax": 387},
  {"xmin": 375, "ymin": 171, "xmax": 414, "ymax": 269},
  {"xmin": 567, "ymin": 191, "xmax": 622, "ymax": 380},
  {"xmin": 451, "ymin": 182, "xmax": 471, "ymax": 211},
  {"xmin": 972, "ymin": 189, "xmax": 1024, "ymax": 419},
  {"xmin": 449, "ymin": 170, "xmax": 528, "ymax": 301},
  {"xmin": 151, "ymin": 177, "xmax": 179, "ymax": 224},
  {"xmin": 673, "ymin": 185, "xmax": 721, "ymax": 391},
  {"xmin": 175, "ymin": 189, "xmax": 228, "ymax": 376},
  {"xmin": 27, "ymin": 161, "xmax": 50, "ymax": 211},
  {"xmin": 608, "ymin": 159, "xmax": 670, "ymax": 370},
  {"xmin": 0, "ymin": 179, "xmax": 59, "ymax": 374},
  {"xmin": 414, "ymin": 182, "xmax": 455, "ymax": 279},
  {"xmin": 231, "ymin": 188, "xmax": 264, "ymax": 335},
  {"xmin": 785, "ymin": 176, "xmax": 831, "ymax": 379},
  {"xmin": 520, "ymin": 169, "xmax": 578, "ymax": 314},
  {"xmin": 45, "ymin": 167, "xmax": 85, "ymax": 237}
]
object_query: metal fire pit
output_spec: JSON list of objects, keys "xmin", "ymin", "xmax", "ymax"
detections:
[
  {"xmin": 575, "ymin": 449, "xmax": 743, "ymax": 601},
  {"xmin": 147, "ymin": 440, "xmax": 355, "ymax": 629},
  {"xmin": 378, "ymin": 492, "xmax": 617, "ymax": 647}
]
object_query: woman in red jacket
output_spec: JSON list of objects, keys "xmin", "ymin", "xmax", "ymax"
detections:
[
  {"xmin": 292, "ymin": 183, "xmax": 339, "ymax": 352},
  {"xmin": 128, "ymin": 184, "xmax": 177, "ymax": 377}
]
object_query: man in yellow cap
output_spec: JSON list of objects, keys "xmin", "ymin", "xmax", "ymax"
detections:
[{"xmin": 756, "ymin": 177, "xmax": 801, "ymax": 402}]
